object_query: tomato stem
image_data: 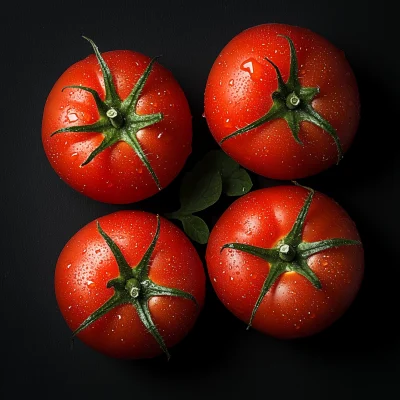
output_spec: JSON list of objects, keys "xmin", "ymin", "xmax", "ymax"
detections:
[
  {"xmin": 106, "ymin": 108, "xmax": 124, "ymax": 128},
  {"xmin": 126, "ymin": 278, "xmax": 141, "ymax": 298},
  {"xmin": 279, "ymin": 244, "xmax": 296, "ymax": 261},
  {"xmin": 286, "ymin": 92, "xmax": 300, "ymax": 109}
]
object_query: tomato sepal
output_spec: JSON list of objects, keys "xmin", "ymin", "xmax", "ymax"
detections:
[
  {"xmin": 219, "ymin": 35, "xmax": 344, "ymax": 163},
  {"xmin": 71, "ymin": 215, "xmax": 197, "ymax": 359},
  {"xmin": 50, "ymin": 37, "xmax": 165, "ymax": 190},
  {"xmin": 221, "ymin": 184, "xmax": 361, "ymax": 329}
]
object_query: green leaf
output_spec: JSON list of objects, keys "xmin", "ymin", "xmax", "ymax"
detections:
[
  {"xmin": 165, "ymin": 149, "xmax": 253, "ymax": 245},
  {"xmin": 181, "ymin": 215, "xmax": 210, "ymax": 244},
  {"xmin": 202, "ymin": 149, "xmax": 239, "ymax": 179},
  {"xmin": 223, "ymin": 168, "xmax": 253, "ymax": 196},
  {"xmin": 197, "ymin": 149, "xmax": 252, "ymax": 196},
  {"xmin": 179, "ymin": 163, "xmax": 222, "ymax": 214}
]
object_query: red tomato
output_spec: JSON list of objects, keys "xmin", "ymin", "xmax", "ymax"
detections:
[
  {"xmin": 42, "ymin": 38, "xmax": 192, "ymax": 204},
  {"xmin": 204, "ymin": 23, "xmax": 360, "ymax": 180},
  {"xmin": 55, "ymin": 211, "xmax": 205, "ymax": 359},
  {"xmin": 206, "ymin": 185, "xmax": 364, "ymax": 339}
]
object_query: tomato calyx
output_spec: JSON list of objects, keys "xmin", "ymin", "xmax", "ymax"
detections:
[
  {"xmin": 221, "ymin": 185, "xmax": 361, "ymax": 329},
  {"xmin": 220, "ymin": 35, "xmax": 343, "ymax": 164},
  {"xmin": 51, "ymin": 37, "xmax": 163, "ymax": 190},
  {"xmin": 72, "ymin": 215, "xmax": 197, "ymax": 360}
]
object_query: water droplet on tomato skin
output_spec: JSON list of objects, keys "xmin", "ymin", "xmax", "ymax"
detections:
[
  {"xmin": 240, "ymin": 58, "xmax": 265, "ymax": 81},
  {"xmin": 66, "ymin": 111, "xmax": 78, "ymax": 123},
  {"xmin": 229, "ymin": 79, "xmax": 234, "ymax": 86}
]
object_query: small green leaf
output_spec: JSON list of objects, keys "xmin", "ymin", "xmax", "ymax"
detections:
[
  {"xmin": 223, "ymin": 168, "xmax": 253, "ymax": 196},
  {"xmin": 165, "ymin": 149, "xmax": 253, "ymax": 245},
  {"xmin": 202, "ymin": 149, "xmax": 239, "ymax": 179},
  {"xmin": 181, "ymin": 215, "xmax": 210, "ymax": 244},
  {"xmin": 179, "ymin": 164, "xmax": 222, "ymax": 214},
  {"xmin": 199, "ymin": 149, "xmax": 252, "ymax": 196}
]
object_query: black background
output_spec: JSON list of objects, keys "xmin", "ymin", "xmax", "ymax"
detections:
[{"xmin": 1, "ymin": 0, "xmax": 397, "ymax": 396}]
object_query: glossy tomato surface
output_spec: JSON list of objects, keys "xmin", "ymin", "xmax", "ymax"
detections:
[
  {"xmin": 42, "ymin": 48, "xmax": 192, "ymax": 204},
  {"xmin": 55, "ymin": 211, "xmax": 205, "ymax": 359},
  {"xmin": 206, "ymin": 186, "xmax": 364, "ymax": 338},
  {"xmin": 204, "ymin": 23, "xmax": 360, "ymax": 179}
]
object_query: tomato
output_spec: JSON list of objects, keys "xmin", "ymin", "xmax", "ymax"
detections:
[
  {"xmin": 55, "ymin": 211, "xmax": 205, "ymax": 359},
  {"xmin": 205, "ymin": 185, "xmax": 364, "ymax": 339},
  {"xmin": 204, "ymin": 23, "xmax": 360, "ymax": 180},
  {"xmin": 42, "ymin": 37, "xmax": 192, "ymax": 204}
]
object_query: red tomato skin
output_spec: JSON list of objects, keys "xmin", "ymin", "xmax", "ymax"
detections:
[
  {"xmin": 205, "ymin": 186, "xmax": 364, "ymax": 339},
  {"xmin": 204, "ymin": 23, "xmax": 360, "ymax": 180},
  {"xmin": 42, "ymin": 50, "xmax": 192, "ymax": 204},
  {"xmin": 55, "ymin": 211, "xmax": 205, "ymax": 359}
]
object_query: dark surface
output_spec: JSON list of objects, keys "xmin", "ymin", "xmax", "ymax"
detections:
[{"xmin": 1, "ymin": 0, "xmax": 397, "ymax": 396}]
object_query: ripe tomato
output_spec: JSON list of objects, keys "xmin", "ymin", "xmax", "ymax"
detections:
[
  {"xmin": 204, "ymin": 24, "xmax": 360, "ymax": 180},
  {"xmin": 55, "ymin": 211, "xmax": 205, "ymax": 359},
  {"xmin": 42, "ymin": 37, "xmax": 192, "ymax": 204},
  {"xmin": 205, "ymin": 185, "xmax": 364, "ymax": 339}
]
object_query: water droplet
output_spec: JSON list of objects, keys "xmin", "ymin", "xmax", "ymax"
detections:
[
  {"xmin": 67, "ymin": 111, "xmax": 78, "ymax": 122},
  {"xmin": 66, "ymin": 264, "xmax": 71, "ymax": 269},
  {"xmin": 229, "ymin": 79, "xmax": 234, "ymax": 86},
  {"xmin": 202, "ymin": 112, "xmax": 206, "ymax": 118},
  {"xmin": 241, "ymin": 58, "xmax": 265, "ymax": 81},
  {"xmin": 157, "ymin": 132, "xmax": 163, "ymax": 139},
  {"xmin": 241, "ymin": 60, "xmax": 254, "ymax": 74},
  {"xmin": 71, "ymin": 152, "xmax": 78, "ymax": 157},
  {"xmin": 95, "ymin": 249, "xmax": 100, "ymax": 254},
  {"xmin": 87, "ymin": 280, "xmax": 94, "ymax": 287}
]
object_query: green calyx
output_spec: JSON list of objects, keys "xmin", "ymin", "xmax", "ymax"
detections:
[
  {"xmin": 51, "ymin": 36, "xmax": 163, "ymax": 190},
  {"xmin": 221, "ymin": 184, "xmax": 360, "ymax": 329},
  {"xmin": 220, "ymin": 35, "xmax": 343, "ymax": 164},
  {"xmin": 72, "ymin": 215, "xmax": 197, "ymax": 360}
]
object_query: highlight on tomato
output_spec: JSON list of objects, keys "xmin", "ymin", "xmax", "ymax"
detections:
[
  {"xmin": 42, "ymin": 37, "xmax": 192, "ymax": 204},
  {"xmin": 55, "ymin": 211, "xmax": 205, "ymax": 359},
  {"xmin": 204, "ymin": 23, "xmax": 360, "ymax": 180},
  {"xmin": 205, "ymin": 184, "xmax": 364, "ymax": 339}
]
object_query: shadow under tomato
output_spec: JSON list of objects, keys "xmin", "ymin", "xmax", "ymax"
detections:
[
  {"xmin": 122, "ymin": 282, "xmax": 247, "ymax": 373},
  {"xmin": 286, "ymin": 223, "xmax": 398, "ymax": 361}
]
